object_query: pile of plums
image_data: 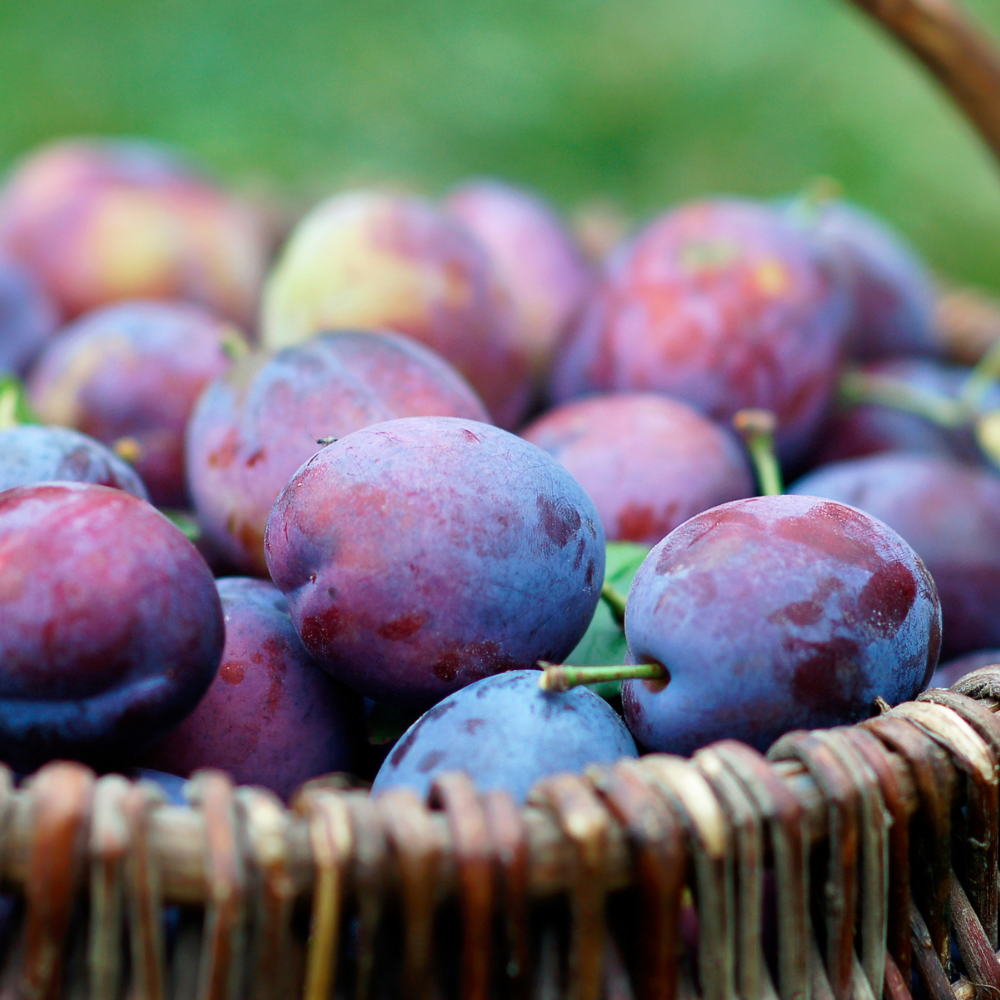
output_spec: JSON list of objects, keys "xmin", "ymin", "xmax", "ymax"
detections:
[{"xmin": 0, "ymin": 136, "xmax": 994, "ymax": 804}]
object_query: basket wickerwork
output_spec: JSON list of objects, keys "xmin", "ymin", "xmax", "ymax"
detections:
[{"xmin": 7, "ymin": 0, "xmax": 1000, "ymax": 998}]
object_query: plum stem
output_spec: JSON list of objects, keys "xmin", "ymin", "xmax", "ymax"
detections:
[
  {"xmin": 959, "ymin": 335, "xmax": 1000, "ymax": 409},
  {"xmin": 787, "ymin": 177, "xmax": 843, "ymax": 224},
  {"xmin": 733, "ymin": 409, "xmax": 783, "ymax": 496},
  {"xmin": 537, "ymin": 661, "xmax": 667, "ymax": 692},
  {"xmin": 600, "ymin": 584, "xmax": 627, "ymax": 627},
  {"xmin": 838, "ymin": 368, "xmax": 969, "ymax": 428}
]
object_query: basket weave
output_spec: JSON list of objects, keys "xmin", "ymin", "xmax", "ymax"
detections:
[{"xmin": 8, "ymin": 1, "xmax": 1000, "ymax": 997}]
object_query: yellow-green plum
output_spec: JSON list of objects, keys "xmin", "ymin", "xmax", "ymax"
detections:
[{"xmin": 261, "ymin": 190, "xmax": 531, "ymax": 428}]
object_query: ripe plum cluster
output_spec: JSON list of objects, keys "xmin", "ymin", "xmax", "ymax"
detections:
[{"xmin": 0, "ymin": 135, "xmax": 976, "ymax": 803}]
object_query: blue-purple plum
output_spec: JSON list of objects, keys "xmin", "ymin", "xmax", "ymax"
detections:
[
  {"xmin": 26, "ymin": 300, "xmax": 246, "ymax": 507},
  {"xmin": 260, "ymin": 190, "xmax": 531, "ymax": 428},
  {"xmin": 0, "ymin": 257, "xmax": 58, "ymax": 376},
  {"xmin": 371, "ymin": 670, "xmax": 637, "ymax": 803},
  {"xmin": 0, "ymin": 424, "xmax": 148, "ymax": 497},
  {"xmin": 265, "ymin": 416, "xmax": 605, "ymax": 707},
  {"xmin": 793, "ymin": 199, "xmax": 938, "ymax": 361},
  {"xmin": 444, "ymin": 180, "xmax": 592, "ymax": 381},
  {"xmin": 550, "ymin": 199, "xmax": 851, "ymax": 462},
  {"xmin": 622, "ymin": 494, "xmax": 941, "ymax": 755},
  {"xmin": 522, "ymin": 392, "xmax": 754, "ymax": 545},
  {"xmin": 928, "ymin": 649, "xmax": 1000, "ymax": 690},
  {"xmin": 0, "ymin": 482, "xmax": 224, "ymax": 771},
  {"xmin": 186, "ymin": 330, "xmax": 489, "ymax": 576},
  {"xmin": 791, "ymin": 453, "xmax": 1000, "ymax": 658},
  {"xmin": 140, "ymin": 578, "xmax": 363, "ymax": 800}
]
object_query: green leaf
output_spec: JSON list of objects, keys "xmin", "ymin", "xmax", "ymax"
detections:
[
  {"xmin": 366, "ymin": 701, "xmax": 423, "ymax": 746},
  {"xmin": 564, "ymin": 541, "xmax": 650, "ymax": 699},
  {"xmin": 160, "ymin": 509, "xmax": 202, "ymax": 543},
  {"xmin": 0, "ymin": 376, "xmax": 40, "ymax": 431}
]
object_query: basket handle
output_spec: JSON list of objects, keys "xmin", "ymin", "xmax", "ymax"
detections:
[{"xmin": 848, "ymin": 0, "xmax": 1000, "ymax": 165}]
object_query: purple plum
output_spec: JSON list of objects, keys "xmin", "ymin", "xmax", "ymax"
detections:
[
  {"xmin": 792, "ymin": 198, "xmax": 939, "ymax": 361},
  {"xmin": 444, "ymin": 180, "xmax": 592, "ymax": 381},
  {"xmin": 27, "ymin": 300, "xmax": 246, "ymax": 507},
  {"xmin": 140, "ymin": 578, "xmax": 362, "ymax": 800},
  {"xmin": 0, "ymin": 424, "xmax": 148, "ymax": 497},
  {"xmin": 372, "ymin": 670, "xmax": 637, "ymax": 803},
  {"xmin": 622, "ymin": 494, "xmax": 941, "ymax": 755},
  {"xmin": 929, "ymin": 649, "xmax": 1000, "ymax": 690},
  {"xmin": 0, "ymin": 482, "xmax": 224, "ymax": 771},
  {"xmin": 265, "ymin": 416, "xmax": 605, "ymax": 707},
  {"xmin": 0, "ymin": 257, "xmax": 58, "ymax": 376},
  {"xmin": 550, "ymin": 199, "xmax": 851, "ymax": 462},
  {"xmin": 522, "ymin": 392, "xmax": 754, "ymax": 545},
  {"xmin": 186, "ymin": 329, "xmax": 489, "ymax": 576},
  {"xmin": 791, "ymin": 452, "xmax": 1000, "ymax": 659}
]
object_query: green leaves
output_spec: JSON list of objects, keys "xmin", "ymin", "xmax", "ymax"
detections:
[
  {"xmin": 0, "ymin": 376, "xmax": 40, "ymax": 431},
  {"xmin": 564, "ymin": 541, "xmax": 649, "ymax": 698}
]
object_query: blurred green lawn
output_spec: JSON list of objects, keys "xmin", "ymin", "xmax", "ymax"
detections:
[{"xmin": 3, "ymin": 0, "xmax": 1000, "ymax": 288}]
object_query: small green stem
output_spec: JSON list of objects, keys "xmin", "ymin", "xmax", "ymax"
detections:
[
  {"xmin": 537, "ymin": 661, "xmax": 667, "ymax": 692},
  {"xmin": 600, "ymin": 583, "xmax": 627, "ymax": 627},
  {"xmin": 838, "ymin": 368, "xmax": 969, "ymax": 428},
  {"xmin": 959, "ymin": 336, "xmax": 1000, "ymax": 409},
  {"xmin": 732, "ymin": 409, "xmax": 783, "ymax": 496}
]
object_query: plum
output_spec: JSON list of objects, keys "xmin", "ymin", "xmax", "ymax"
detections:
[
  {"xmin": 0, "ymin": 257, "xmax": 58, "ymax": 377},
  {"xmin": 265, "ymin": 416, "xmax": 605, "ymax": 707},
  {"xmin": 522, "ymin": 392, "xmax": 754, "ymax": 545},
  {"xmin": 791, "ymin": 452, "xmax": 1000, "ymax": 658},
  {"xmin": 620, "ymin": 494, "xmax": 940, "ymax": 755},
  {"xmin": 0, "ymin": 424, "xmax": 148, "ymax": 497},
  {"xmin": 0, "ymin": 482, "xmax": 224, "ymax": 771},
  {"xmin": 444, "ymin": 180, "xmax": 592, "ymax": 381},
  {"xmin": 789, "ymin": 198, "xmax": 939, "ymax": 361},
  {"xmin": 0, "ymin": 139, "xmax": 268, "ymax": 327},
  {"xmin": 27, "ymin": 300, "xmax": 246, "ymax": 507},
  {"xmin": 260, "ymin": 190, "xmax": 531, "ymax": 428},
  {"xmin": 811, "ymin": 357, "xmax": 997, "ymax": 467},
  {"xmin": 140, "ymin": 578, "xmax": 362, "ymax": 800},
  {"xmin": 928, "ymin": 649, "xmax": 1000, "ymax": 689},
  {"xmin": 186, "ymin": 329, "xmax": 489, "ymax": 576},
  {"xmin": 550, "ymin": 199, "xmax": 851, "ymax": 463},
  {"xmin": 372, "ymin": 670, "xmax": 637, "ymax": 803}
]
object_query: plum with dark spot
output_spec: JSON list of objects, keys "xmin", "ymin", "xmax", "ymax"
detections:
[
  {"xmin": 139, "ymin": 578, "xmax": 362, "ymax": 800},
  {"xmin": 928, "ymin": 649, "xmax": 1000, "ymax": 689},
  {"xmin": 444, "ymin": 180, "xmax": 592, "ymax": 382},
  {"xmin": 186, "ymin": 330, "xmax": 489, "ymax": 576},
  {"xmin": 789, "ymin": 198, "xmax": 939, "ymax": 361},
  {"xmin": 371, "ymin": 670, "xmax": 637, "ymax": 802},
  {"xmin": 0, "ymin": 257, "xmax": 58, "ymax": 376},
  {"xmin": 0, "ymin": 139, "xmax": 268, "ymax": 327},
  {"xmin": 622, "ymin": 494, "xmax": 940, "ymax": 755},
  {"xmin": 0, "ymin": 425, "xmax": 148, "ymax": 496},
  {"xmin": 522, "ymin": 392, "xmax": 754, "ymax": 545},
  {"xmin": 0, "ymin": 482, "xmax": 224, "ymax": 771},
  {"xmin": 265, "ymin": 416, "xmax": 605, "ymax": 706},
  {"xmin": 27, "ymin": 300, "xmax": 246, "ymax": 507},
  {"xmin": 260, "ymin": 190, "xmax": 531, "ymax": 428},
  {"xmin": 810, "ymin": 358, "xmax": 999, "ymax": 468},
  {"xmin": 550, "ymin": 199, "xmax": 851, "ymax": 462},
  {"xmin": 791, "ymin": 453, "xmax": 1000, "ymax": 658}
]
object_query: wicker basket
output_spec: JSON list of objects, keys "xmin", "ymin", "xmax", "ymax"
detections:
[{"xmin": 9, "ymin": 1, "xmax": 1000, "ymax": 997}]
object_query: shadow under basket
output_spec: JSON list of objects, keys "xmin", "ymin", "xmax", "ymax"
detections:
[{"xmin": 9, "ymin": 0, "xmax": 1000, "ymax": 997}]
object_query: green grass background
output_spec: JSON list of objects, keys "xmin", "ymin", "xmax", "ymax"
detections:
[{"xmin": 3, "ymin": 0, "xmax": 1000, "ymax": 288}]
